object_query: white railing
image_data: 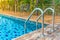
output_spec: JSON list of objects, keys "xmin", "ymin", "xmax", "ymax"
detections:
[
  {"xmin": 24, "ymin": 8, "xmax": 44, "ymax": 34},
  {"xmin": 36, "ymin": 8, "xmax": 55, "ymax": 39},
  {"xmin": 44, "ymin": 8, "xmax": 55, "ymax": 32},
  {"xmin": 24, "ymin": 7, "xmax": 55, "ymax": 40}
]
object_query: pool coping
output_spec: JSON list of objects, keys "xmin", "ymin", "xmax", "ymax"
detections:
[
  {"xmin": 0, "ymin": 13, "xmax": 49, "ymax": 24},
  {"xmin": 12, "ymin": 28, "xmax": 42, "ymax": 40},
  {"xmin": 12, "ymin": 23, "xmax": 60, "ymax": 40}
]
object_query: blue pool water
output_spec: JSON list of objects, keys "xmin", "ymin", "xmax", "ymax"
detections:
[{"xmin": 0, "ymin": 14, "xmax": 47, "ymax": 40}]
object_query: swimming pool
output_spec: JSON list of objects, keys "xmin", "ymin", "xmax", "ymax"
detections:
[{"xmin": 0, "ymin": 14, "xmax": 47, "ymax": 40}]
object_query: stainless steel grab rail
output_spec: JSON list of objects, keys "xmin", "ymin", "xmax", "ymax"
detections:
[
  {"xmin": 36, "ymin": 8, "xmax": 55, "ymax": 38},
  {"xmin": 24, "ymin": 8, "xmax": 44, "ymax": 34},
  {"xmin": 44, "ymin": 8, "xmax": 55, "ymax": 32},
  {"xmin": 24, "ymin": 8, "xmax": 55, "ymax": 40}
]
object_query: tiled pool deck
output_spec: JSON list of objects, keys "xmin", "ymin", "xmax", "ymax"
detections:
[{"xmin": 13, "ymin": 23, "xmax": 60, "ymax": 40}]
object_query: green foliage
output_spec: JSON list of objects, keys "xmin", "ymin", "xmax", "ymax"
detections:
[
  {"xmin": 24, "ymin": 0, "xmax": 30, "ymax": 4},
  {"xmin": 0, "ymin": 0, "xmax": 60, "ymax": 14},
  {"xmin": 55, "ymin": 0, "xmax": 60, "ymax": 5}
]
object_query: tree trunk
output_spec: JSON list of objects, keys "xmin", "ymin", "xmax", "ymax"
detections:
[
  {"xmin": 1, "ymin": 0, "xmax": 2, "ymax": 10},
  {"xmin": 15, "ymin": 3, "xmax": 16, "ymax": 13},
  {"xmin": 36, "ymin": 0, "xmax": 39, "ymax": 15},
  {"xmin": 8, "ymin": 0, "xmax": 10, "ymax": 11},
  {"xmin": 2, "ymin": 0, "xmax": 5, "ymax": 11},
  {"xmin": 15, "ymin": 0, "xmax": 18, "ymax": 13},
  {"xmin": 26, "ymin": 3, "xmax": 30, "ymax": 11},
  {"xmin": 26, "ymin": 0, "xmax": 30, "ymax": 12}
]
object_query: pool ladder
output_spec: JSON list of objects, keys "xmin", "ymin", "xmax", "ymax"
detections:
[
  {"xmin": 24, "ymin": 8, "xmax": 55, "ymax": 39},
  {"xmin": 36, "ymin": 8, "xmax": 55, "ymax": 39},
  {"xmin": 24, "ymin": 8, "xmax": 43, "ymax": 34}
]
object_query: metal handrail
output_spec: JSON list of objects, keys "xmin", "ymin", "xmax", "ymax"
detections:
[
  {"xmin": 44, "ymin": 8, "xmax": 55, "ymax": 32},
  {"xmin": 36, "ymin": 14, "xmax": 43, "ymax": 31},
  {"xmin": 36, "ymin": 8, "xmax": 55, "ymax": 38},
  {"xmin": 24, "ymin": 8, "xmax": 44, "ymax": 34}
]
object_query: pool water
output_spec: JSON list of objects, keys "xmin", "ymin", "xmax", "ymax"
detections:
[{"xmin": 0, "ymin": 14, "xmax": 47, "ymax": 40}]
